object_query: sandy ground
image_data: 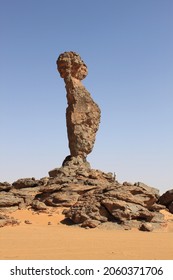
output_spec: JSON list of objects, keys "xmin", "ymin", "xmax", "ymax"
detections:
[{"xmin": 0, "ymin": 208, "xmax": 173, "ymax": 260}]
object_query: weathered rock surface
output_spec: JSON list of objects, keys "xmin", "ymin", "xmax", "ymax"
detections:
[
  {"xmin": 159, "ymin": 189, "xmax": 173, "ymax": 214},
  {"xmin": 0, "ymin": 192, "xmax": 24, "ymax": 207},
  {"xmin": 11, "ymin": 187, "xmax": 41, "ymax": 208},
  {"xmin": 57, "ymin": 51, "xmax": 101, "ymax": 159},
  {"xmin": 64, "ymin": 178, "xmax": 165, "ymax": 229},
  {"xmin": 12, "ymin": 177, "xmax": 42, "ymax": 189},
  {"xmin": 0, "ymin": 164, "xmax": 168, "ymax": 230},
  {"xmin": 0, "ymin": 178, "xmax": 43, "ymax": 213},
  {"xmin": 0, "ymin": 182, "xmax": 11, "ymax": 191}
]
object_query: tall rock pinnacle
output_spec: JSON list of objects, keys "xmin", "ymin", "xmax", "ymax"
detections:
[{"xmin": 56, "ymin": 51, "xmax": 101, "ymax": 161}]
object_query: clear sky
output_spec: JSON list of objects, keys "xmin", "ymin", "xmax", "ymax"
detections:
[{"xmin": 1, "ymin": 0, "xmax": 173, "ymax": 193}]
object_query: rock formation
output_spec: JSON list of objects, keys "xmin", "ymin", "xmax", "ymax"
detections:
[
  {"xmin": 56, "ymin": 51, "xmax": 101, "ymax": 162},
  {"xmin": 0, "ymin": 51, "xmax": 171, "ymax": 231},
  {"xmin": 0, "ymin": 169, "xmax": 167, "ymax": 231}
]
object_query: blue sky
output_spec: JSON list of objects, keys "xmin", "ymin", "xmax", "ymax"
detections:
[{"xmin": 1, "ymin": 0, "xmax": 173, "ymax": 193}]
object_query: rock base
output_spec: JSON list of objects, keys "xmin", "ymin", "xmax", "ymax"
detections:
[{"xmin": 0, "ymin": 160, "xmax": 168, "ymax": 231}]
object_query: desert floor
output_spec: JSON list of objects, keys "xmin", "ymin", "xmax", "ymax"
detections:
[{"xmin": 0, "ymin": 209, "xmax": 173, "ymax": 260}]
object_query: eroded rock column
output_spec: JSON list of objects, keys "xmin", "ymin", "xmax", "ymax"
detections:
[{"xmin": 56, "ymin": 51, "xmax": 101, "ymax": 162}]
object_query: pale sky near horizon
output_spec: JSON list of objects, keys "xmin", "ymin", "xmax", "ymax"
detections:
[{"xmin": 1, "ymin": 0, "xmax": 173, "ymax": 193}]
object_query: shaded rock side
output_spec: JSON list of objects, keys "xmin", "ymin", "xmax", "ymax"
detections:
[
  {"xmin": 159, "ymin": 189, "xmax": 173, "ymax": 214},
  {"xmin": 57, "ymin": 51, "xmax": 101, "ymax": 158},
  {"xmin": 0, "ymin": 182, "xmax": 11, "ymax": 192}
]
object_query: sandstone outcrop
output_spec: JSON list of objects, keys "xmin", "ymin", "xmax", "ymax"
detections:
[
  {"xmin": 0, "ymin": 160, "xmax": 167, "ymax": 231},
  {"xmin": 62, "ymin": 175, "xmax": 166, "ymax": 230},
  {"xmin": 56, "ymin": 51, "xmax": 101, "ymax": 160},
  {"xmin": 0, "ymin": 178, "xmax": 43, "ymax": 212}
]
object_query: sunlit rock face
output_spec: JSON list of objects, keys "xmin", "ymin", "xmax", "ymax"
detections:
[{"xmin": 56, "ymin": 51, "xmax": 101, "ymax": 160}]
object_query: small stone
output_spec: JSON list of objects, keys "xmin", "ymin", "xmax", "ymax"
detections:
[
  {"xmin": 24, "ymin": 220, "xmax": 32, "ymax": 224},
  {"xmin": 139, "ymin": 223, "xmax": 153, "ymax": 232},
  {"xmin": 81, "ymin": 219, "xmax": 101, "ymax": 228}
]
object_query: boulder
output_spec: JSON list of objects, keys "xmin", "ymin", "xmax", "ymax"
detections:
[
  {"xmin": 0, "ymin": 182, "xmax": 12, "ymax": 192},
  {"xmin": 12, "ymin": 178, "xmax": 42, "ymax": 189},
  {"xmin": 158, "ymin": 189, "xmax": 173, "ymax": 214},
  {"xmin": 43, "ymin": 191, "xmax": 79, "ymax": 207},
  {"xmin": 139, "ymin": 222, "xmax": 153, "ymax": 232},
  {"xmin": 159, "ymin": 189, "xmax": 173, "ymax": 206},
  {"xmin": 81, "ymin": 219, "xmax": 101, "ymax": 228},
  {"xmin": 32, "ymin": 200, "xmax": 47, "ymax": 211},
  {"xmin": 134, "ymin": 182, "xmax": 159, "ymax": 197},
  {"xmin": 102, "ymin": 198, "xmax": 154, "ymax": 222},
  {"xmin": 0, "ymin": 192, "xmax": 23, "ymax": 207}
]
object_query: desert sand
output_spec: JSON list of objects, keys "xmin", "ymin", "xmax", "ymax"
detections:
[{"xmin": 0, "ymin": 209, "xmax": 173, "ymax": 260}]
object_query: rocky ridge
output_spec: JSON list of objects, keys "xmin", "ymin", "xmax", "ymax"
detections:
[{"xmin": 0, "ymin": 157, "xmax": 169, "ymax": 231}]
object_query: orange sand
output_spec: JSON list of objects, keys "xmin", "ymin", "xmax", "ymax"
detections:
[{"xmin": 0, "ymin": 209, "xmax": 173, "ymax": 260}]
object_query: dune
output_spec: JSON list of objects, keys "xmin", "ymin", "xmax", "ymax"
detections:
[{"xmin": 0, "ymin": 208, "xmax": 173, "ymax": 260}]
